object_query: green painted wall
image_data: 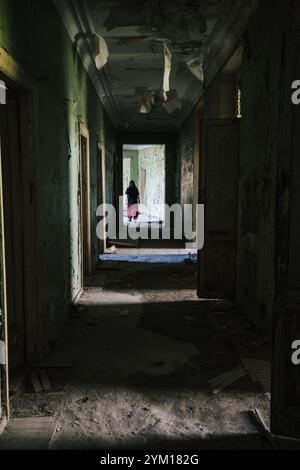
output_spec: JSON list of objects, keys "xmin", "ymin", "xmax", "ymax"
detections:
[
  {"xmin": 0, "ymin": 0, "xmax": 116, "ymax": 356},
  {"xmin": 123, "ymin": 150, "xmax": 139, "ymax": 186}
]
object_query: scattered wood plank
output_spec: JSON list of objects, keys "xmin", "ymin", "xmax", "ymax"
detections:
[
  {"xmin": 9, "ymin": 370, "xmax": 24, "ymax": 395},
  {"xmin": 30, "ymin": 371, "xmax": 43, "ymax": 393},
  {"xmin": 38, "ymin": 370, "xmax": 52, "ymax": 391},
  {"xmin": 186, "ymin": 362, "xmax": 201, "ymax": 373},
  {"xmin": 0, "ymin": 416, "xmax": 56, "ymax": 450},
  {"xmin": 242, "ymin": 359, "xmax": 271, "ymax": 393},
  {"xmin": 248, "ymin": 408, "xmax": 277, "ymax": 450},
  {"xmin": 47, "ymin": 419, "xmax": 58, "ymax": 449},
  {"xmin": 209, "ymin": 366, "xmax": 247, "ymax": 394}
]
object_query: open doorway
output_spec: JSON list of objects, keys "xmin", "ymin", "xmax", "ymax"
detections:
[
  {"xmin": 122, "ymin": 144, "xmax": 166, "ymax": 225},
  {"xmin": 0, "ymin": 60, "xmax": 39, "ymax": 427},
  {"xmin": 97, "ymin": 143, "xmax": 105, "ymax": 257}
]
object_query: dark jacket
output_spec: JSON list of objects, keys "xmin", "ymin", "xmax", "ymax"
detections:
[{"xmin": 126, "ymin": 186, "xmax": 140, "ymax": 205}]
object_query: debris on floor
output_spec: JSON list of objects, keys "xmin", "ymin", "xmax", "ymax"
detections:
[
  {"xmin": 248, "ymin": 407, "xmax": 277, "ymax": 449},
  {"xmin": 30, "ymin": 371, "xmax": 43, "ymax": 393},
  {"xmin": 186, "ymin": 360, "xmax": 201, "ymax": 374},
  {"xmin": 9, "ymin": 370, "xmax": 25, "ymax": 396},
  {"xmin": 5, "ymin": 260, "xmax": 271, "ymax": 450},
  {"xmin": 115, "ymin": 308, "xmax": 130, "ymax": 317},
  {"xmin": 0, "ymin": 416, "xmax": 56, "ymax": 450},
  {"xmin": 106, "ymin": 245, "xmax": 117, "ymax": 254},
  {"xmin": 30, "ymin": 370, "xmax": 52, "ymax": 393},
  {"xmin": 242, "ymin": 359, "xmax": 271, "ymax": 393},
  {"xmin": 39, "ymin": 370, "xmax": 52, "ymax": 392},
  {"xmin": 209, "ymin": 366, "xmax": 247, "ymax": 394}
]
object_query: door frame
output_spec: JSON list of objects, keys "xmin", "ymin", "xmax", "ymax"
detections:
[
  {"xmin": 0, "ymin": 141, "xmax": 9, "ymax": 426},
  {"xmin": 121, "ymin": 143, "xmax": 167, "ymax": 226},
  {"xmin": 0, "ymin": 48, "xmax": 40, "ymax": 424},
  {"xmin": 198, "ymin": 118, "xmax": 240, "ymax": 299},
  {"xmin": 271, "ymin": 31, "xmax": 300, "ymax": 438},
  {"xmin": 78, "ymin": 123, "xmax": 92, "ymax": 283},
  {"xmin": 97, "ymin": 142, "xmax": 106, "ymax": 256}
]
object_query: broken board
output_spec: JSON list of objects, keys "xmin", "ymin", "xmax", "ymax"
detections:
[
  {"xmin": 38, "ymin": 370, "xmax": 52, "ymax": 392},
  {"xmin": 242, "ymin": 359, "xmax": 271, "ymax": 393},
  {"xmin": 209, "ymin": 366, "xmax": 247, "ymax": 394},
  {"xmin": 0, "ymin": 416, "xmax": 56, "ymax": 450}
]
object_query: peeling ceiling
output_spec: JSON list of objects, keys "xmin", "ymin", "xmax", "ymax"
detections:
[{"xmin": 54, "ymin": 0, "xmax": 259, "ymax": 131}]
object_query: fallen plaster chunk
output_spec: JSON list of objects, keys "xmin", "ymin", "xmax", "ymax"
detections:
[
  {"xmin": 163, "ymin": 90, "xmax": 181, "ymax": 114},
  {"xmin": 94, "ymin": 34, "xmax": 109, "ymax": 70},
  {"xmin": 186, "ymin": 57, "xmax": 204, "ymax": 82},
  {"xmin": 151, "ymin": 90, "xmax": 165, "ymax": 106},
  {"xmin": 163, "ymin": 42, "xmax": 172, "ymax": 99},
  {"xmin": 106, "ymin": 245, "xmax": 117, "ymax": 254},
  {"xmin": 139, "ymin": 94, "xmax": 152, "ymax": 114}
]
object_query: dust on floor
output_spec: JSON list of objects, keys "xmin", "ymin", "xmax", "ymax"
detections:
[{"xmin": 2, "ymin": 260, "xmax": 274, "ymax": 450}]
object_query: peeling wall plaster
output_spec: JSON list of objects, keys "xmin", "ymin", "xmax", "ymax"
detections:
[
  {"xmin": 82, "ymin": 0, "xmax": 258, "ymax": 131},
  {"xmin": 138, "ymin": 145, "xmax": 166, "ymax": 221},
  {"xmin": 0, "ymin": 0, "xmax": 116, "ymax": 357}
]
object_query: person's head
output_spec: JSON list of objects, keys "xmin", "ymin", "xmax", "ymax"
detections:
[{"xmin": 129, "ymin": 180, "xmax": 136, "ymax": 188}]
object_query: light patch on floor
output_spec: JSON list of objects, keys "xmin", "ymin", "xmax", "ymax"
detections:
[
  {"xmin": 3, "ymin": 261, "xmax": 272, "ymax": 450},
  {"xmin": 0, "ymin": 417, "xmax": 56, "ymax": 450},
  {"xmin": 100, "ymin": 254, "xmax": 197, "ymax": 264}
]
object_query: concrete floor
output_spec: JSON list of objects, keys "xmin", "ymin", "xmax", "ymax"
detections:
[{"xmin": 1, "ymin": 259, "xmax": 276, "ymax": 450}]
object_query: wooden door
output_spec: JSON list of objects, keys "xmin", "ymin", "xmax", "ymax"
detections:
[
  {"xmin": 0, "ymin": 123, "xmax": 9, "ymax": 426},
  {"xmin": 271, "ymin": 31, "xmax": 300, "ymax": 438},
  {"xmin": 198, "ymin": 118, "xmax": 240, "ymax": 299},
  {"xmin": 0, "ymin": 86, "xmax": 25, "ymax": 372}
]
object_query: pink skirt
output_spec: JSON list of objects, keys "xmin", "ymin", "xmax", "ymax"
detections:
[{"xmin": 128, "ymin": 204, "xmax": 139, "ymax": 220}]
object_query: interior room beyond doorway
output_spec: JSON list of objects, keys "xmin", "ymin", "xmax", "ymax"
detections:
[{"xmin": 123, "ymin": 144, "xmax": 166, "ymax": 226}]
